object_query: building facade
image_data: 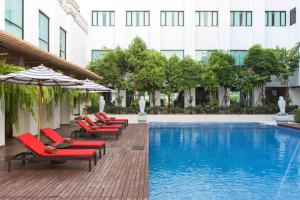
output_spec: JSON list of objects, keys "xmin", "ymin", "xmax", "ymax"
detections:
[{"xmin": 76, "ymin": 0, "xmax": 300, "ymax": 107}]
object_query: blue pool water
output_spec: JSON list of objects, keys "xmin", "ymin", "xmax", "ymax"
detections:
[{"xmin": 149, "ymin": 123, "xmax": 300, "ymax": 200}]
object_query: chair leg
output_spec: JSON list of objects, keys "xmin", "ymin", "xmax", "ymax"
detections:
[
  {"xmin": 103, "ymin": 146, "xmax": 106, "ymax": 155},
  {"xmin": 94, "ymin": 154, "xmax": 97, "ymax": 165},
  {"xmin": 98, "ymin": 148, "xmax": 102, "ymax": 159},
  {"xmin": 89, "ymin": 160, "xmax": 91, "ymax": 172},
  {"xmin": 8, "ymin": 159, "xmax": 11, "ymax": 172},
  {"xmin": 22, "ymin": 152, "xmax": 26, "ymax": 166}
]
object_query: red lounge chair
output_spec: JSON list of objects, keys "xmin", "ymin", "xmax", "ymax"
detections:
[
  {"xmin": 95, "ymin": 113, "xmax": 128, "ymax": 127},
  {"xmin": 41, "ymin": 128, "xmax": 106, "ymax": 158},
  {"xmin": 99, "ymin": 112, "xmax": 128, "ymax": 125},
  {"xmin": 76, "ymin": 120, "xmax": 121, "ymax": 140},
  {"xmin": 8, "ymin": 133, "xmax": 97, "ymax": 172},
  {"xmin": 85, "ymin": 116, "xmax": 123, "ymax": 130}
]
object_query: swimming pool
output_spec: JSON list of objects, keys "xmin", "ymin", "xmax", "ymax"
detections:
[{"xmin": 149, "ymin": 123, "xmax": 300, "ymax": 200}]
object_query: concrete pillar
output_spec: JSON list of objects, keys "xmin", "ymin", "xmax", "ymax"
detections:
[
  {"xmin": 115, "ymin": 90, "xmax": 126, "ymax": 107},
  {"xmin": 60, "ymin": 97, "xmax": 73, "ymax": 124},
  {"xmin": 13, "ymin": 105, "xmax": 38, "ymax": 137},
  {"xmin": 150, "ymin": 91, "xmax": 161, "ymax": 107},
  {"xmin": 289, "ymin": 88, "xmax": 300, "ymax": 106},
  {"xmin": 0, "ymin": 97, "xmax": 5, "ymax": 146},
  {"xmin": 218, "ymin": 87, "xmax": 230, "ymax": 106},
  {"xmin": 184, "ymin": 88, "xmax": 196, "ymax": 107},
  {"xmin": 252, "ymin": 87, "xmax": 262, "ymax": 106}
]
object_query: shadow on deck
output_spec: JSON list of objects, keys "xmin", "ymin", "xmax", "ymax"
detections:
[{"xmin": 0, "ymin": 124, "xmax": 148, "ymax": 199}]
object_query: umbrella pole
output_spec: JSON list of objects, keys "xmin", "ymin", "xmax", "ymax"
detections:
[
  {"xmin": 84, "ymin": 92, "xmax": 88, "ymax": 118},
  {"xmin": 37, "ymin": 85, "xmax": 42, "ymax": 140}
]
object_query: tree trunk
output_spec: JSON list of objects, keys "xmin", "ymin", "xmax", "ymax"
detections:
[
  {"xmin": 223, "ymin": 86, "xmax": 228, "ymax": 107},
  {"xmin": 188, "ymin": 88, "xmax": 193, "ymax": 106},
  {"xmin": 168, "ymin": 94, "xmax": 171, "ymax": 107},
  {"xmin": 151, "ymin": 90, "xmax": 155, "ymax": 107}
]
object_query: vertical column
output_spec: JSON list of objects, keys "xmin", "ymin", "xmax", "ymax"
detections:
[
  {"xmin": 115, "ymin": 90, "xmax": 126, "ymax": 107},
  {"xmin": 60, "ymin": 97, "xmax": 73, "ymax": 124},
  {"xmin": 252, "ymin": 87, "xmax": 262, "ymax": 106},
  {"xmin": 253, "ymin": 0, "xmax": 266, "ymax": 46},
  {"xmin": 0, "ymin": 0, "xmax": 4, "ymax": 30},
  {"xmin": 218, "ymin": 87, "xmax": 230, "ymax": 106},
  {"xmin": 0, "ymin": 97, "xmax": 5, "ymax": 146},
  {"xmin": 150, "ymin": 90, "xmax": 161, "ymax": 107},
  {"xmin": 149, "ymin": 0, "xmax": 161, "ymax": 50},
  {"xmin": 184, "ymin": 0, "xmax": 196, "ymax": 57},
  {"xmin": 114, "ymin": 0, "xmax": 126, "ymax": 48},
  {"xmin": 184, "ymin": 88, "xmax": 196, "ymax": 107},
  {"xmin": 218, "ymin": 0, "xmax": 231, "ymax": 50}
]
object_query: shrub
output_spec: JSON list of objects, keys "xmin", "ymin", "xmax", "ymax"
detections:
[{"xmin": 294, "ymin": 108, "xmax": 300, "ymax": 123}]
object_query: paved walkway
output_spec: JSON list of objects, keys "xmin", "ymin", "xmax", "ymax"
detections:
[{"xmin": 108, "ymin": 114, "xmax": 294, "ymax": 125}]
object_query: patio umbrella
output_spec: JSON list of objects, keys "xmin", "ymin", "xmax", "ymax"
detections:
[
  {"xmin": 0, "ymin": 64, "xmax": 83, "ymax": 139},
  {"xmin": 61, "ymin": 79, "xmax": 114, "ymax": 116}
]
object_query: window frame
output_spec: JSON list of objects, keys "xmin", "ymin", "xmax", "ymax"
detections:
[
  {"xmin": 195, "ymin": 50, "xmax": 214, "ymax": 62},
  {"xmin": 265, "ymin": 11, "xmax": 286, "ymax": 27},
  {"xmin": 196, "ymin": 11, "xmax": 218, "ymax": 27},
  {"xmin": 38, "ymin": 10, "xmax": 50, "ymax": 52},
  {"xmin": 91, "ymin": 11, "xmax": 115, "ymax": 27},
  {"xmin": 230, "ymin": 11, "xmax": 252, "ymax": 27},
  {"xmin": 126, "ymin": 11, "xmax": 150, "ymax": 26},
  {"xmin": 59, "ymin": 27, "xmax": 66, "ymax": 59},
  {"xmin": 160, "ymin": 11, "xmax": 184, "ymax": 27},
  {"xmin": 91, "ymin": 49, "xmax": 109, "ymax": 62},
  {"xmin": 5, "ymin": 0, "xmax": 24, "ymax": 39},
  {"xmin": 290, "ymin": 8, "xmax": 296, "ymax": 26}
]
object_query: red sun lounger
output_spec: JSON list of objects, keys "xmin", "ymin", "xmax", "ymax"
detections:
[
  {"xmin": 95, "ymin": 113, "xmax": 128, "ymax": 127},
  {"xmin": 8, "ymin": 133, "xmax": 97, "ymax": 172},
  {"xmin": 85, "ymin": 116, "xmax": 123, "ymax": 130},
  {"xmin": 41, "ymin": 128, "xmax": 106, "ymax": 158},
  {"xmin": 76, "ymin": 120, "xmax": 121, "ymax": 140},
  {"xmin": 99, "ymin": 112, "xmax": 128, "ymax": 125}
]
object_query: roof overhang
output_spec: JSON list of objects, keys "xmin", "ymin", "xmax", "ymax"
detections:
[{"xmin": 0, "ymin": 29, "xmax": 101, "ymax": 80}]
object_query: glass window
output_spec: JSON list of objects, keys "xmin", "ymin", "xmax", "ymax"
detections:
[
  {"xmin": 196, "ymin": 11, "xmax": 218, "ymax": 26},
  {"xmin": 5, "ymin": 0, "xmax": 23, "ymax": 38},
  {"xmin": 161, "ymin": 11, "xmax": 184, "ymax": 26},
  {"xmin": 92, "ymin": 11, "xmax": 115, "ymax": 26},
  {"xmin": 160, "ymin": 50, "xmax": 184, "ymax": 59},
  {"xmin": 230, "ymin": 50, "xmax": 248, "ymax": 66},
  {"xmin": 39, "ymin": 11, "xmax": 49, "ymax": 52},
  {"xmin": 290, "ymin": 8, "xmax": 296, "ymax": 26},
  {"xmin": 60, "ymin": 28, "xmax": 66, "ymax": 59},
  {"xmin": 91, "ymin": 50, "xmax": 108, "ymax": 62},
  {"xmin": 195, "ymin": 50, "xmax": 212, "ymax": 62},
  {"xmin": 265, "ymin": 11, "xmax": 286, "ymax": 27},
  {"xmin": 230, "ymin": 11, "xmax": 252, "ymax": 26},
  {"xmin": 126, "ymin": 11, "xmax": 150, "ymax": 26}
]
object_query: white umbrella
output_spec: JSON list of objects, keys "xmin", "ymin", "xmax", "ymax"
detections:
[
  {"xmin": 0, "ymin": 64, "xmax": 83, "ymax": 139},
  {"xmin": 62, "ymin": 79, "xmax": 114, "ymax": 116}
]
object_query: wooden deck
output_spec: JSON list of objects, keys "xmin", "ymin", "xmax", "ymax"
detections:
[
  {"xmin": 278, "ymin": 122, "xmax": 300, "ymax": 131},
  {"xmin": 0, "ymin": 124, "xmax": 149, "ymax": 199}
]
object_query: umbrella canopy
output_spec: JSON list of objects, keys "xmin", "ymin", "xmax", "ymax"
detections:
[
  {"xmin": 62, "ymin": 79, "xmax": 114, "ymax": 116},
  {"xmin": 0, "ymin": 64, "xmax": 82, "ymax": 86},
  {"xmin": 0, "ymin": 64, "xmax": 83, "ymax": 139},
  {"xmin": 61, "ymin": 79, "xmax": 114, "ymax": 92}
]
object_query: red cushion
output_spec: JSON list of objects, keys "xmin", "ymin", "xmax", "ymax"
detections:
[
  {"xmin": 85, "ymin": 116, "xmax": 97, "ymax": 126},
  {"xmin": 41, "ymin": 128, "xmax": 64, "ymax": 143},
  {"xmin": 40, "ymin": 149, "xmax": 96, "ymax": 157},
  {"xmin": 99, "ymin": 112, "xmax": 128, "ymax": 122},
  {"xmin": 17, "ymin": 133, "xmax": 46, "ymax": 155},
  {"xmin": 76, "ymin": 120, "xmax": 92, "ymax": 131},
  {"xmin": 88, "ymin": 128, "xmax": 119, "ymax": 133},
  {"xmin": 103, "ymin": 125, "xmax": 123, "ymax": 129},
  {"xmin": 95, "ymin": 113, "xmax": 107, "ymax": 123},
  {"xmin": 70, "ymin": 141, "xmax": 105, "ymax": 147}
]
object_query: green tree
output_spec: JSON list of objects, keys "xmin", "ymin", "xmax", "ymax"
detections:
[
  {"xmin": 163, "ymin": 55, "xmax": 183, "ymax": 106},
  {"xmin": 208, "ymin": 50, "xmax": 236, "ymax": 107},
  {"xmin": 180, "ymin": 56, "xmax": 202, "ymax": 106},
  {"xmin": 88, "ymin": 47, "xmax": 128, "ymax": 105},
  {"xmin": 274, "ymin": 45, "xmax": 300, "ymax": 103},
  {"xmin": 133, "ymin": 50, "xmax": 166, "ymax": 106},
  {"xmin": 126, "ymin": 37, "xmax": 149, "ymax": 99},
  {"xmin": 244, "ymin": 44, "xmax": 281, "ymax": 105},
  {"xmin": 201, "ymin": 63, "xmax": 219, "ymax": 104},
  {"xmin": 236, "ymin": 69, "xmax": 263, "ymax": 107}
]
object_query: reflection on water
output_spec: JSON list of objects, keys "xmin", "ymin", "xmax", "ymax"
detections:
[{"xmin": 149, "ymin": 123, "xmax": 300, "ymax": 200}]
